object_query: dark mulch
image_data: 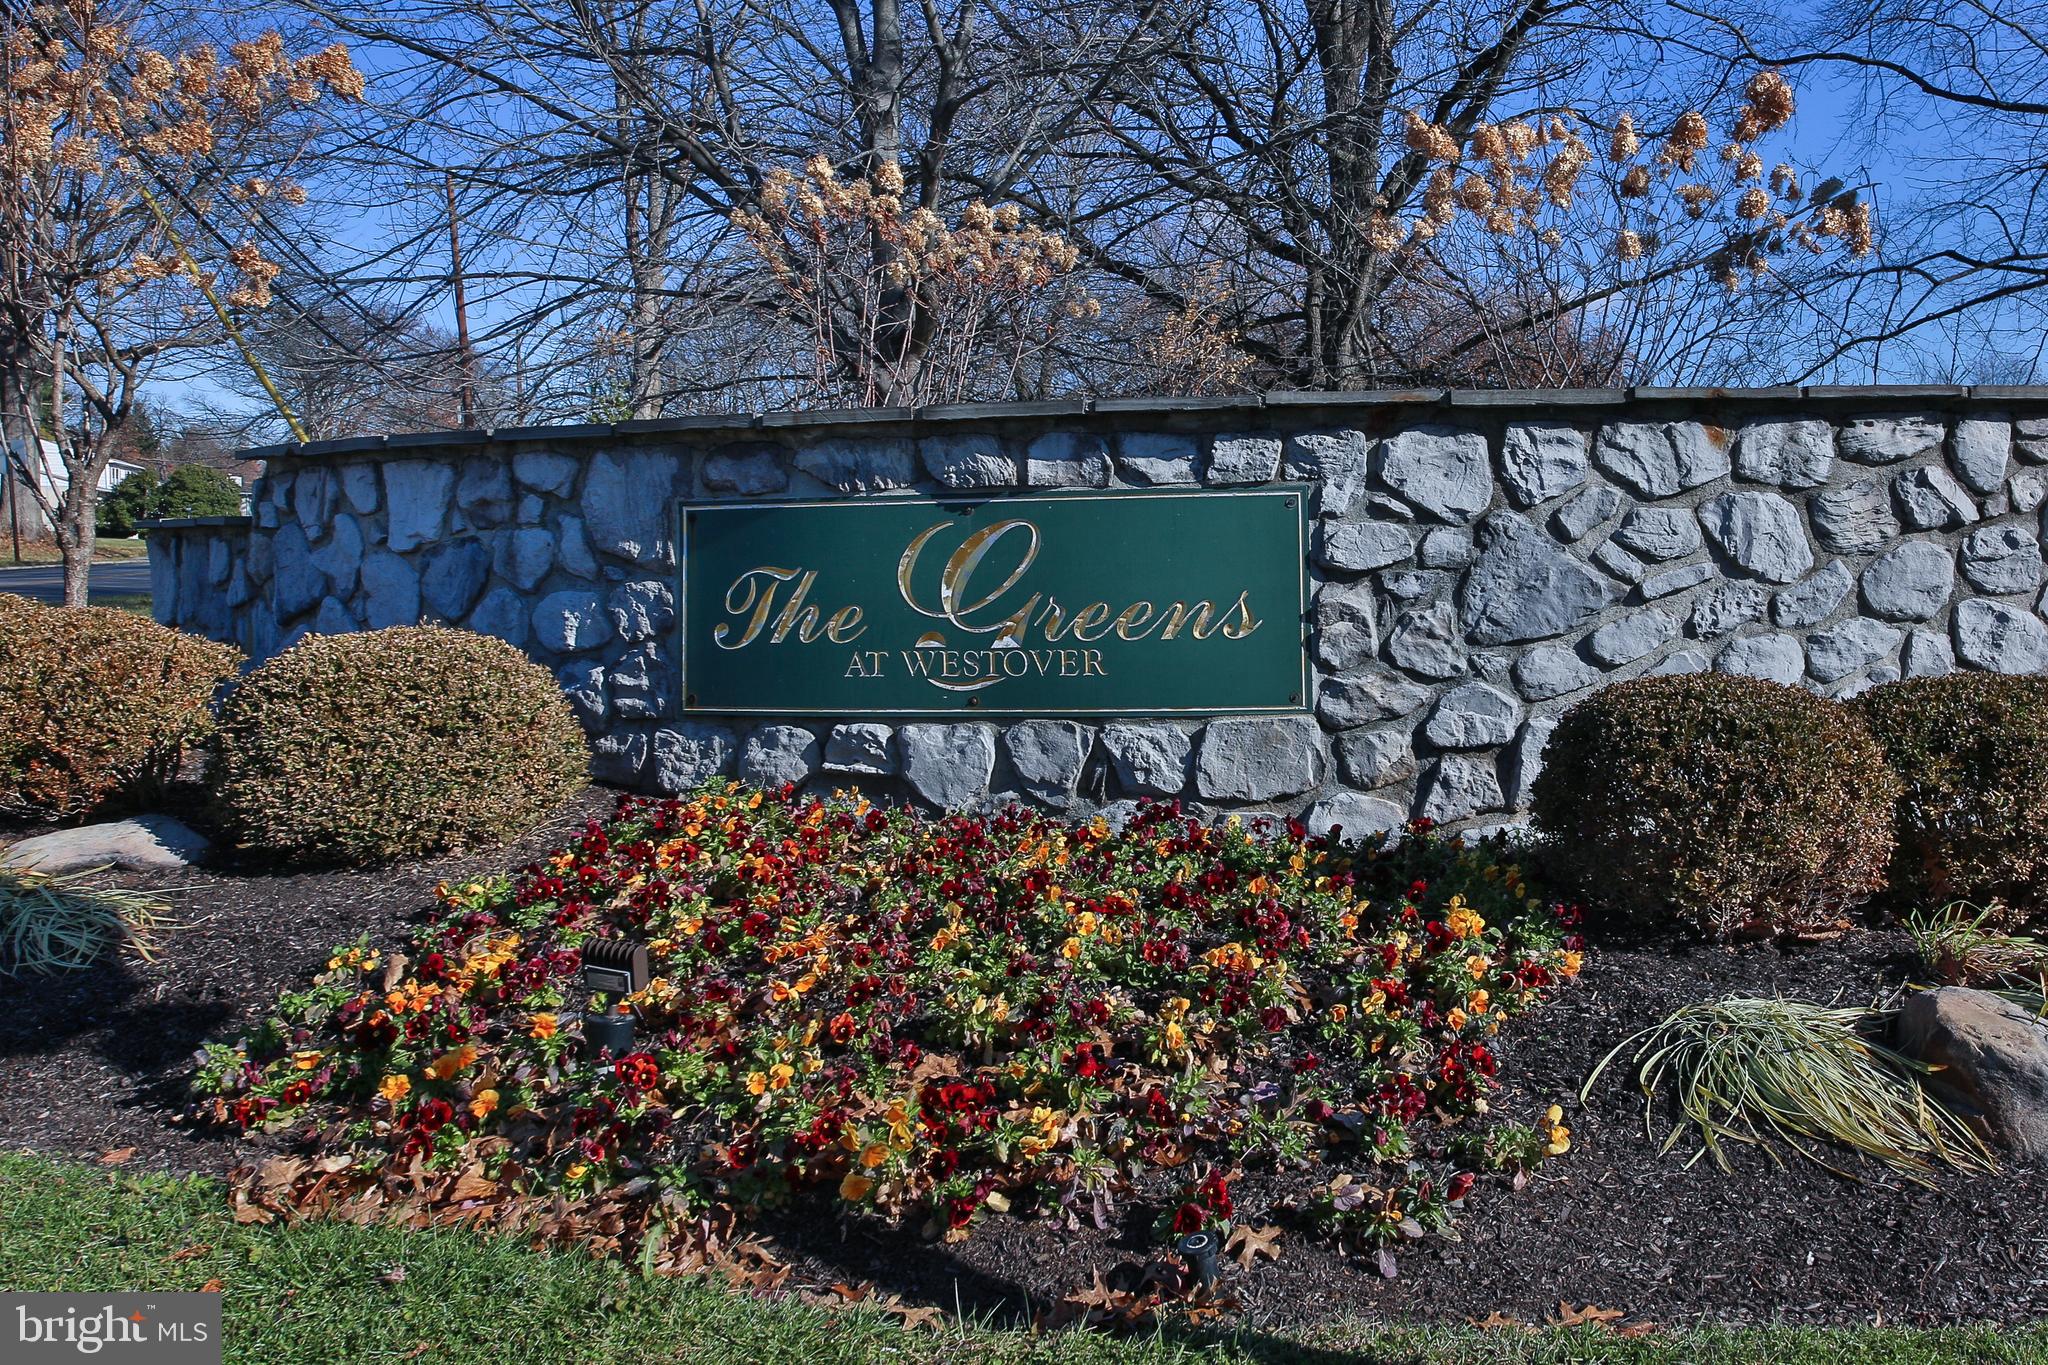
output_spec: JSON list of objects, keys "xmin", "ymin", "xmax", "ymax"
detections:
[
  {"xmin": 5, "ymin": 805, "xmax": 2045, "ymax": 1330},
  {"xmin": 0, "ymin": 789, "xmax": 614, "ymax": 1176}
]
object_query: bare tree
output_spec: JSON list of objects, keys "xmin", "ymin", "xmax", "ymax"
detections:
[{"xmin": 0, "ymin": 1, "xmax": 359, "ymax": 604}]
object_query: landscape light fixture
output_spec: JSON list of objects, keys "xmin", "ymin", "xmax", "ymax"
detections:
[
  {"xmin": 1176, "ymin": 1230, "xmax": 1220, "ymax": 1289},
  {"xmin": 579, "ymin": 938, "xmax": 650, "ymax": 1060}
]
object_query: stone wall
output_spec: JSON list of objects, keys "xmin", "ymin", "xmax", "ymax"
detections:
[{"xmin": 146, "ymin": 388, "xmax": 2048, "ymax": 836}]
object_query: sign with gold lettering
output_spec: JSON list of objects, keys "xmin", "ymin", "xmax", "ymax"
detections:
[{"xmin": 678, "ymin": 489, "xmax": 1307, "ymax": 715}]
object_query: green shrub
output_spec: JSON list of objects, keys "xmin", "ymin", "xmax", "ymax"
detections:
[
  {"xmin": 1529, "ymin": 672, "xmax": 1897, "ymax": 938},
  {"xmin": 0, "ymin": 595, "xmax": 242, "ymax": 818},
  {"xmin": 1858, "ymin": 673, "xmax": 2048, "ymax": 928},
  {"xmin": 210, "ymin": 625, "xmax": 589, "ymax": 864},
  {"xmin": 98, "ymin": 465, "xmax": 243, "ymax": 538}
]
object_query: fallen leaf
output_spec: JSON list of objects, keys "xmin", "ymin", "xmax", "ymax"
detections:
[
  {"xmin": 99, "ymin": 1148, "xmax": 137, "ymax": 1166},
  {"xmin": 1470, "ymin": 1311, "xmax": 1525, "ymax": 1331},
  {"xmin": 1552, "ymin": 1302, "xmax": 1626, "ymax": 1328},
  {"xmin": 198, "ymin": 1279, "xmax": 224, "ymax": 1293},
  {"xmin": 1225, "ymin": 1224, "xmax": 1283, "ymax": 1268},
  {"xmin": 401, "ymin": 1343, "xmax": 431, "ymax": 1360},
  {"xmin": 378, "ymin": 1266, "xmax": 408, "ymax": 1285},
  {"xmin": 167, "ymin": 1244, "xmax": 212, "ymax": 1263}
]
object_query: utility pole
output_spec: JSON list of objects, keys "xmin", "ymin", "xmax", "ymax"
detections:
[{"xmin": 445, "ymin": 171, "xmax": 477, "ymax": 429}]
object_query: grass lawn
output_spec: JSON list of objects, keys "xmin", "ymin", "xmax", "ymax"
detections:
[
  {"xmin": 0, "ymin": 1155, "xmax": 2039, "ymax": 1365},
  {"xmin": 0, "ymin": 536, "xmax": 149, "ymax": 563}
]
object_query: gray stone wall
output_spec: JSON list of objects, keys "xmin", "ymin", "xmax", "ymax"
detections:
[{"xmin": 145, "ymin": 388, "xmax": 2048, "ymax": 837}]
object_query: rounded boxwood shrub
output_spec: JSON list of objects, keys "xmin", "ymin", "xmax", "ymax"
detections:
[
  {"xmin": 0, "ymin": 594, "xmax": 242, "ymax": 819},
  {"xmin": 1529, "ymin": 673, "xmax": 1897, "ymax": 939},
  {"xmin": 211, "ymin": 625, "xmax": 589, "ymax": 864},
  {"xmin": 1858, "ymin": 673, "xmax": 2048, "ymax": 927}
]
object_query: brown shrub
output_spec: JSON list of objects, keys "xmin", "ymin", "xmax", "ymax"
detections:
[
  {"xmin": 210, "ymin": 625, "xmax": 589, "ymax": 864},
  {"xmin": 1858, "ymin": 673, "xmax": 2048, "ymax": 928},
  {"xmin": 1530, "ymin": 672, "xmax": 1897, "ymax": 938},
  {"xmin": 0, "ymin": 594, "xmax": 242, "ymax": 819}
]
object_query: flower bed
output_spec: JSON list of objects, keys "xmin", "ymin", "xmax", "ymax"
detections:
[{"xmin": 195, "ymin": 786, "xmax": 1582, "ymax": 1272}]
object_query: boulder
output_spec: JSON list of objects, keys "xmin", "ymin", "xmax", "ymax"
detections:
[
  {"xmin": 1206, "ymin": 434, "xmax": 1282, "ymax": 485},
  {"xmin": 1, "ymin": 815, "xmax": 210, "ymax": 875},
  {"xmin": 1303, "ymin": 791, "xmax": 1407, "ymax": 841},
  {"xmin": 1003, "ymin": 721, "xmax": 1092, "ymax": 804},
  {"xmin": 1897, "ymin": 987, "xmax": 2048, "ymax": 1161},
  {"xmin": 738, "ymin": 725, "xmax": 821, "ymax": 790},
  {"xmin": 1193, "ymin": 717, "xmax": 1322, "ymax": 801},
  {"xmin": 1375, "ymin": 426, "xmax": 1491, "ymax": 522},
  {"xmin": 1698, "ymin": 491, "xmax": 1814, "ymax": 584},
  {"xmin": 1024, "ymin": 432, "xmax": 1110, "ymax": 488},
  {"xmin": 1115, "ymin": 432, "xmax": 1202, "ymax": 484}
]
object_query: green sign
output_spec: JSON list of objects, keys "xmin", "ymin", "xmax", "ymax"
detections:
[{"xmin": 678, "ymin": 489, "xmax": 1308, "ymax": 716}]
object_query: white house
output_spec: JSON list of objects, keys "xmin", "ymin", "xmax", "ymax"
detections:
[{"xmin": 1, "ymin": 438, "xmax": 143, "ymax": 541}]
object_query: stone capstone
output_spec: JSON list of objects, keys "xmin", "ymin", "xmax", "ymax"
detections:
[
  {"xmin": 1194, "ymin": 717, "xmax": 1322, "ymax": 800},
  {"xmin": 1460, "ymin": 512, "xmax": 1619, "ymax": 645},
  {"xmin": 1375, "ymin": 426, "xmax": 1491, "ymax": 522},
  {"xmin": 1004, "ymin": 721, "xmax": 1092, "ymax": 804},
  {"xmin": 899, "ymin": 723, "xmax": 998, "ymax": 807},
  {"xmin": 738, "ymin": 725, "xmax": 821, "ymax": 789},
  {"xmin": 1860, "ymin": 542, "xmax": 1957, "ymax": 621},
  {"xmin": 1101, "ymin": 722, "xmax": 1192, "ymax": 795},
  {"xmin": 1500, "ymin": 424, "xmax": 1589, "ymax": 507}
]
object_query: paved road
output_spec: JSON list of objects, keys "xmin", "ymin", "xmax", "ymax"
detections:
[{"xmin": 0, "ymin": 559, "xmax": 153, "ymax": 607}]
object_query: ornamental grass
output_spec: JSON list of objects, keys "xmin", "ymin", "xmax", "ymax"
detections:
[
  {"xmin": 1583, "ymin": 996, "xmax": 1992, "ymax": 1185},
  {"xmin": 0, "ymin": 866, "xmax": 175, "ymax": 974},
  {"xmin": 196, "ymin": 786, "xmax": 1585, "ymax": 1267}
]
